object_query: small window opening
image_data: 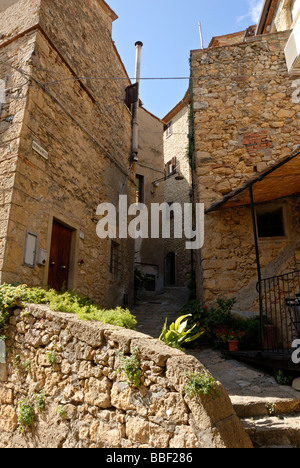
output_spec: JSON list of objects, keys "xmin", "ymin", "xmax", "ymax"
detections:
[
  {"xmin": 110, "ymin": 241, "xmax": 120, "ymax": 275},
  {"xmin": 257, "ymin": 207, "xmax": 285, "ymax": 238},
  {"xmin": 136, "ymin": 174, "xmax": 145, "ymax": 204}
]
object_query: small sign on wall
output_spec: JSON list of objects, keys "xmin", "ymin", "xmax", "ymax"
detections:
[
  {"xmin": 23, "ymin": 231, "xmax": 38, "ymax": 268},
  {"xmin": 0, "ymin": 339, "xmax": 6, "ymax": 364},
  {"xmin": 32, "ymin": 140, "xmax": 49, "ymax": 160}
]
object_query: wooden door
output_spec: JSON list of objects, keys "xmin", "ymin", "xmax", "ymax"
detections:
[{"xmin": 48, "ymin": 221, "xmax": 73, "ymax": 291}]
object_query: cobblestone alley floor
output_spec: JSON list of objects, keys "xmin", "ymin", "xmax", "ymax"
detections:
[{"xmin": 132, "ymin": 288, "xmax": 300, "ymax": 404}]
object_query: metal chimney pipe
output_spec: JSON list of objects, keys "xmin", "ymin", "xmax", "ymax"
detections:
[{"xmin": 131, "ymin": 41, "xmax": 143, "ymax": 161}]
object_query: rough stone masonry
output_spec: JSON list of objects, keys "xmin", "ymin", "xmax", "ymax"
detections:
[
  {"xmin": 0, "ymin": 304, "xmax": 252, "ymax": 448},
  {"xmin": 190, "ymin": 30, "xmax": 300, "ymax": 312}
]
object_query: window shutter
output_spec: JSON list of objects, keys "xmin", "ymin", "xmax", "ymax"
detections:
[{"xmin": 171, "ymin": 157, "xmax": 177, "ymax": 171}]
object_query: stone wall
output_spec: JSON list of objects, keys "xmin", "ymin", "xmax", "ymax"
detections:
[
  {"xmin": 191, "ymin": 31, "xmax": 299, "ymax": 209},
  {"xmin": 0, "ymin": 28, "xmax": 36, "ymax": 284},
  {"xmin": 0, "ymin": 0, "xmax": 135, "ymax": 307},
  {"xmin": 0, "ymin": 304, "xmax": 252, "ymax": 448},
  {"xmin": 191, "ymin": 31, "xmax": 300, "ymax": 311}
]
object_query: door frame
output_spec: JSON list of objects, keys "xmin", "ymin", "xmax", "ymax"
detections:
[{"xmin": 44, "ymin": 210, "xmax": 80, "ymax": 290}]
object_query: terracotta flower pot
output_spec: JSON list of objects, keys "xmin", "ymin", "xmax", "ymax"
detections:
[{"xmin": 228, "ymin": 340, "xmax": 239, "ymax": 352}]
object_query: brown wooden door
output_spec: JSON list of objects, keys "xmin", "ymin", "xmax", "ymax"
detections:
[{"xmin": 48, "ymin": 221, "xmax": 73, "ymax": 291}]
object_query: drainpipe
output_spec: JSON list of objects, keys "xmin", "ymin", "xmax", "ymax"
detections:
[
  {"xmin": 120, "ymin": 41, "xmax": 143, "ymax": 195},
  {"xmin": 131, "ymin": 41, "xmax": 143, "ymax": 162}
]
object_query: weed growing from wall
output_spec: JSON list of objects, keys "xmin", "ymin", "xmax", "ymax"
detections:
[{"xmin": 118, "ymin": 347, "xmax": 142, "ymax": 388}]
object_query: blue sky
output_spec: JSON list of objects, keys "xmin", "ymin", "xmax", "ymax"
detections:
[{"xmin": 108, "ymin": 0, "xmax": 264, "ymax": 119}]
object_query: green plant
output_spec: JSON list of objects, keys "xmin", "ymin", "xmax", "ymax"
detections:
[
  {"xmin": 185, "ymin": 372, "xmax": 220, "ymax": 400},
  {"xmin": 276, "ymin": 370, "xmax": 294, "ymax": 386},
  {"xmin": 265, "ymin": 402, "xmax": 276, "ymax": 416},
  {"xmin": 12, "ymin": 355, "xmax": 32, "ymax": 374},
  {"xmin": 46, "ymin": 351, "xmax": 58, "ymax": 366},
  {"xmin": 216, "ymin": 328, "xmax": 246, "ymax": 343},
  {"xmin": 21, "ymin": 359, "xmax": 32, "ymax": 373},
  {"xmin": 159, "ymin": 315, "xmax": 204, "ymax": 351},
  {"xmin": 118, "ymin": 347, "xmax": 142, "ymax": 388},
  {"xmin": 134, "ymin": 269, "xmax": 148, "ymax": 292},
  {"xmin": 56, "ymin": 405, "xmax": 67, "ymax": 419},
  {"xmin": 183, "ymin": 301, "xmax": 209, "ymax": 338},
  {"xmin": 17, "ymin": 399, "xmax": 35, "ymax": 432},
  {"xmin": 34, "ymin": 390, "xmax": 45, "ymax": 412},
  {"xmin": 207, "ymin": 298, "xmax": 237, "ymax": 335},
  {"xmin": 12, "ymin": 354, "xmax": 21, "ymax": 368},
  {"xmin": 0, "ymin": 284, "xmax": 137, "ymax": 334}
]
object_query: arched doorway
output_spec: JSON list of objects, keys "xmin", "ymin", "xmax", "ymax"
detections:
[{"xmin": 166, "ymin": 252, "xmax": 176, "ymax": 286}]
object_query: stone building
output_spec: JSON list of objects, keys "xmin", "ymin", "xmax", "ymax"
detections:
[
  {"xmin": 162, "ymin": 93, "xmax": 192, "ymax": 287},
  {"xmin": 190, "ymin": 0, "xmax": 300, "ymax": 337},
  {"xmin": 0, "ymin": 0, "xmax": 138, "ymax": 308},
  {"xmin": 134, "ymin": 107, "xmax": 165, "ymax": 294},
  {"xmin": 256, "ymin": 0, "xmax": 300, "ymax": 35}
]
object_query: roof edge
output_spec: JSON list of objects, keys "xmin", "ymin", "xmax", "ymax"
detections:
[
  {"xmin": 162, "ymin": 90, "xmax": 189, "ymax": 124},
  {"xmin": 205, "ymin": 148, "xmax": 300, "ymax": 214},
  {"xmin": 97, "ymin": 0, "xmax": 118, "ymax": 22}
]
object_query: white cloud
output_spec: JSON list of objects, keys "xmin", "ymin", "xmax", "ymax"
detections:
[{"xmin": 237, "ymin": 0, "xmax": 264, "ymax": 24}]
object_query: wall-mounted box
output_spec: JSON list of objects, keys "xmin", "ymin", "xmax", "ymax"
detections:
[{"xmin": 37, "ymin": 249, "xmax": 48, "ymax": 266}]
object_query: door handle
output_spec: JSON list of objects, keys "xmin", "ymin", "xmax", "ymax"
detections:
[
  {"xmin": 61, "ymin": 265, "xmax": 66, "ymax": 270},
  {"xmin": 50, "ymin": 261, "xmax": 55, "ymax": 266}
]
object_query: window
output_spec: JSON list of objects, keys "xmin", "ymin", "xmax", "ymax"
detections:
[
  {"xmin": 165, "ymin": 157, "xmax": 177, "ymax": 176},
  {"xmin": 110, "ymin": 241, "xmax": 120, "ymax": 275},
  {"xmin": 136, "ymin": 174, "xmax": 144, "ymax": 203},
  {"xmin": 166, "ymin": 121, "xmax": 173, "ymax": 138},
  {"xmin": 256, "ymin": 206, "xmax": 285, "ymax": 238}
]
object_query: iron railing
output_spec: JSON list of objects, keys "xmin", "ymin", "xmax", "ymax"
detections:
[{"xmin": 258, "ymin": 270, "xmax": 300, "ymax": 353}]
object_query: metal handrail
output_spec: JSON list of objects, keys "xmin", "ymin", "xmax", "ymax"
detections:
[{"xmin": 257, "ymin": 270, "xmax": 300, "ymax": 352}]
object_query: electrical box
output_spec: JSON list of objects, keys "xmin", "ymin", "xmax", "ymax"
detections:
[{"xmin": 37, "ymin": 249, "xmax": 48, "ymax": 266}]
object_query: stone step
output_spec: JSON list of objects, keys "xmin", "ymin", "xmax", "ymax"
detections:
[
  {"xmin": 231, "ymin": 395, "xmax": 300, "ymax": 418},
  {"xmin": 241, "ymin": 413, "xmax": 300, "ymax": 448}
]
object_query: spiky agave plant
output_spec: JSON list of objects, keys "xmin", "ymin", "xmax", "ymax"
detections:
[{"xmin": 159, "ymin": 314, "xmax": 204, "ymax": 351}]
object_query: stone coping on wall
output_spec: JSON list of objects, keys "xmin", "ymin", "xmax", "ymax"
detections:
[{"xmin": 0, "ymin": 303, "xmax": 253, "ymax": 448}]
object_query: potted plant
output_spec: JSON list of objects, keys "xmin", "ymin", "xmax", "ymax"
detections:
[
  {"xmin": 216, "ymin": 328, "xmax": 246, "ymax": 352},
  {"xmin": 228, "ymin": 330, "xmax": 246, "ymax": 351}
]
